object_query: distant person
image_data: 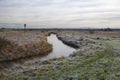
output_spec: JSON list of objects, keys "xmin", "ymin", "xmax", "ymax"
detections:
[
  {"xmin": 24, "ymin": 24, "xmax": 26, "ymax": 32},
  {"xmin": 24, "ymin": 24, "xmax": 26, "ymax": 29}
]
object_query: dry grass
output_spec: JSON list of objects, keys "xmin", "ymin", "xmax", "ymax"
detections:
[
  {"xmin": 0, "ymin": 31, "xmax": 53, "ymax": 61},
  {"xmin": 0, "ymin": 37, "xmax": 13, "ymax": 51}
]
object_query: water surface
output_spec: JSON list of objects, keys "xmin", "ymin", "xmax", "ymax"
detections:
[{"xmin": 41, "ymin": 34, "xmax": 76, "ymax": 61}]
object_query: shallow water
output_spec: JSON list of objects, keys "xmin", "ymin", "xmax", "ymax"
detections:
[{"xmin": 41, "ymin": 34, "xmax": 76, "ymax": 61}]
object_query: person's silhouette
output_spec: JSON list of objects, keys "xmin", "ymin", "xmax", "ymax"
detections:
[
  {"xmin": 24, "ymin": 24, "xmax": 26, "ymax": 32},
  {"xmin": 24, "ymin": 24, "xmax": 26, "ymax": 29}
]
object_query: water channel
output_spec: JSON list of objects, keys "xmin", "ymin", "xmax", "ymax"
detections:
[
  {"xmin": 41, "ymin": 34, "xmax": 76, "ymax": 61},
  {"xmin": 1, "ymin": 34, "xmax": 76, "ymax": 71}
]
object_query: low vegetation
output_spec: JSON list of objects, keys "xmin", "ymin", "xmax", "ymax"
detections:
[
  {"xmin": 0, "ymin": 31, "xmax": 53, "ymax": 61},
  {"xmin": 8, "ymin": 39, "xmax": 119, "ymax": 80},
  {"xmin": 0, "ymin": 37, "xmax": 12, "ymax": 51},
  {"xmin": 0, "ymin": 30, "xmax": 120, "ymax": 80}
]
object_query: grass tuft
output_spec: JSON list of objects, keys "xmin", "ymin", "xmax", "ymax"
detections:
[{"xmin": 0, "ymin": 37, "xmax": 12, "ymax": 51}]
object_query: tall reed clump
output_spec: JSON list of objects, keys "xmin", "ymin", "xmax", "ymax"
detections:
[
  {"xmin": 0, "ymin": 37, "xmax": 12, "ymax": 51},
  {"xmin": 0, "ymin": 36, "xmax": 53, "ymax": 62},
  {"xmin": 17, "ymin": 39, "xmax": 53, "ymax": 57},
  {"xmin": 0, "ymin": 37, "xmax": 14, "ymax": 61}
]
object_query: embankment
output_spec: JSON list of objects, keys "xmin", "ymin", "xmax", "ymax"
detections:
[
  {"xmin": 57, "ymin": 34, "xmax": 96, "ymax": 49},
  {"xmin": 0, "ymin": 32, "xmax": 52, "ymax": 62}
]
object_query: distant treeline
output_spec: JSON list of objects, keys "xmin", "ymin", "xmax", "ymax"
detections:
[{"xmin": 0, "ymin": 28, "xmax": 120, "ymax": 31}]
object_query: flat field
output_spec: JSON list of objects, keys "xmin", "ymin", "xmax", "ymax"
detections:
[{"xmin": 0, "ymin": 30, "xmax": 120, "ymax": 80}]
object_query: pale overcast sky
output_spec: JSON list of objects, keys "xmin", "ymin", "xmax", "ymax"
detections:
[{"xmin": 0, "ymin": 0, "xmax": 120, "ymax": 28}]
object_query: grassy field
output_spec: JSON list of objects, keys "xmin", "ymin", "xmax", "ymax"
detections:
[
  {"xmin": 5, "ymin": 38, "xmax": 120, "ymax": 80},
  {"xmin": 0, "ymin": 30, "xmax": 120, "ymax": 80}
]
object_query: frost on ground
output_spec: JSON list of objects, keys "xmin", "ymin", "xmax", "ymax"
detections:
[{"xmin": 0, "ymin": 30, "xmax": 120, "ymax": 80}]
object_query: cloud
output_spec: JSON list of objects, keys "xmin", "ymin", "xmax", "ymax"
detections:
[{"xmin": 0, "ymin": 0, "xmax": 120, "ymax": 28}]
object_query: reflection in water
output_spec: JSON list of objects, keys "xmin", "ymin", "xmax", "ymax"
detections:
[{"xmin": 41, "ymin": 34, "xmax": 76, "ymax": 61}]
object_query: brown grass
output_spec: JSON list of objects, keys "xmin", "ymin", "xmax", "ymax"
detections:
[
  {"xmin": 0, "ymin": 37, "xmax": 13, "ymax": 51},
  {"xmin": 0, "ymin": 35, "xmax": 52, "ymax": 62}
]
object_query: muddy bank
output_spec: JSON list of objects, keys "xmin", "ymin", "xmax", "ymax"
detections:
[
  {"xmin": 56, "ymin": 30, "xmax": 120, "ymax": 49},
  {"xmin": 57, "ymin": 35, "xmax": 80, "ymax": 48},
  {"xmin": 57, "ymin": 34, "xmax": 96, "ymax": 49}
]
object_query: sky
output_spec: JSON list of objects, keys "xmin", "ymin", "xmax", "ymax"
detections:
[{"xmin": 0, "ymin": 0, "xmax": 120, "ymax": 28}]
